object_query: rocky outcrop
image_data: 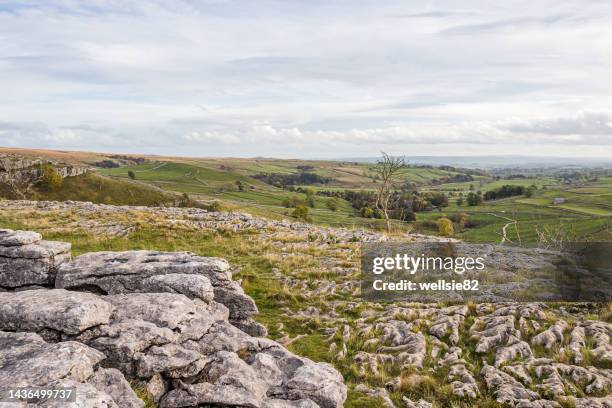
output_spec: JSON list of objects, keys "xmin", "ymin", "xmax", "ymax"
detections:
[
  {"xmin": 0, "ymin": 229, "xmax": 71, "ymax": 289},
  {"xmin": 0, "ymin": 289, "xmax": 113, "ymax": 337},
  {"xmin": 0, "ymin": 231, "xmax": 347, "ymax": 408},
  {"xmin": 56, "ymin": 250, "xmax": 266, "ymax": 336},
  {"xmin": 0, "ymin": 154, "xmax": 88, "ymax": 184},
  {"xmin": 0, "ymin": 330, "xmax": 138, "ymax": 407}
]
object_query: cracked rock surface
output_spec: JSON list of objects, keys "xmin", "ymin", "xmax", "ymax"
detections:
[
  {"xmin": 0, "ymin": 230, "xmax": 347, "ymax": 408},
  {"xmin": 0, "ymin": 229, "xmax": 70, "ymax": 289}
]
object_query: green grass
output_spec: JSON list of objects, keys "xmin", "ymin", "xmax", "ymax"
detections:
[
  {"xmin": 0, "ymin": 172, "xmax": 173, "ymax": 206},
  {"xmin": 556, "ymin": 204, "xmax": 612, "ymax": 216}
]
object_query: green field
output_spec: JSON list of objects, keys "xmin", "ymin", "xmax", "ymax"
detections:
[
  {"xmin": 97, "ymin": 159, "xmax": 612, "ymax": 242},
  {"xmin": 414, "ymin": 176, "xmax": 612, "ymax": 243},
  {"xmin": 2, "ymin": 147, "xmax": 608, "ymax": 243},
  {"xmin": 98, "ymin": 160, "xmax": 465, "ymax": 229}
]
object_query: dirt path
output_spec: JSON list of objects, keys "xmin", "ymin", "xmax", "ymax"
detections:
[{"xmin": 488, "ymin": 212, "xmax": 517, "ymax": 244}]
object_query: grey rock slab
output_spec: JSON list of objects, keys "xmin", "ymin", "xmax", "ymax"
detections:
[
  {"xmin": 0, "ymin": 289, "xmax": 113, "ymax": 334},
  {"xmin": 0, "ymin": 229, "xmax": 42, "ymax": 246},
  {"xmin": 262, "ymin": 399, "xmax": 320, "ymax": 408},
  {"xmin": 159, "ymin": 351, "xmax": 268, "ymax": 408},
  {"xmin": 140, "ymin": 274, "xmax": 214, "ymax": 302},
  {"xmin": 269, "ymin": 362, "xmax": 348, "ymax": 408},
  {"xmin": 89, "ymin": 368, "xmax": 144, "ymax": 408},
  {"xmin": 482, "ymin": 364, "xmax": 539, "ymax": 405},
  {"xmin": 135, "ymin": 343, "xmax": 205, "ymax": 378},
  {"xmin": 35, "ymin": 379, "xmax": 119, "ymax": 408},
  {"xmin": 56, "ymin": 251, "xmax": 259, "ymax": 329},
  {"xmin": 104, "ymin": 293, "xmax": 225, "ymax": 340},
  {"xmin": 79, "ymin": 319, "xmax": 178, "ymax": 364},
  {"xmin": 56, "ymin": 251, "xmax": 230, "ymax": 290},
  {"xmin": 0, "ymin": 331, "xmax": 105, "ymax": 388},
  {"xmin": 0, "ymin": 252, "xmax": 71, "ymax": 288},
  {"xmin": 0, "ymin": 240, "xmax": 71, "ymax": 259}
]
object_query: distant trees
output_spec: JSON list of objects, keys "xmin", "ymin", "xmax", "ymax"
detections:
[
  {"xmin": 525, "ymin": 184, "xmax": 537, "ymax": 198},
  {"xmin": 127, "ymin": 170, "xmax": 136, "ymax": 180},
  {"xmin": 252, "ymin": 172, "xmax": 331, "ymax": 188},
  {"xmin": 483, "ymin": 185, "xmax": 525, "ymax": 201},
  {"xmin": 94, "ymin": 160, "xmax": 119, "ymax": 168},
  {"xmin": 450, "ymin": 213, "xmax": 470, "ymax": 231},
  {"xmin": 466, "ymin": 192, "xmax": 482, "ymax": 206}
]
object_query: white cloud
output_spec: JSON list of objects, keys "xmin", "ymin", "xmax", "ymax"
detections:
[{"xmin": 0, "ymin": 1, "xmax": 611, "ymax": 157}]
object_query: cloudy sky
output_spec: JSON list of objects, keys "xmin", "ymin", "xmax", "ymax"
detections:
[{"xmin": 1, "ymin": 0, "xmax": 611, "ymax": 158}]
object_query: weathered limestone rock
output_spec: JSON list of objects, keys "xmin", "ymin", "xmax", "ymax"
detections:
[
  {"xmin": 0, "ymin": 289, "xmax": 113, "ymax": 335},
  {"xmin": 429, "ymin": 314, "xmax": 463, "ymax": 345},
  {"xmin": 0, "ymin": 284, "xmax": 346, "ymax": 408},
  {"xmin": 0, "ymin": 229, "xmax": 41, "ymax": 246},
  {"xmin": 353, "ymin": 384, "xmax": 395, "ymax": 408},
  {"xmin": 471, "ymin": 314, "xmax": 519, "ymax": 353},
  {"xmin": 0, "ymin": 229, "xmax": 71, "ymax": 288},
  {"xmin": 532, "ymin": 320, "xmax": 568, "ymax": 349},
  {"xmin": 495, "ymin": 335, "xmax": 533, "ymax": 367},
  {"xmin": 571, "ymin": 396, "xmax": 612, "ymax": 408},
  {"xmin": 482, "ymin": 364, "xmax": 540, "ymax": 405},
  {"xmin": 89, "ymin": 368, "xmax": 144, "ymax": 408},
  {"xmin": 56, "ymin": 250, "xmax": 265, "ymax": 336},
  {"xmin": 568, "ymin": 325, "xmax": 586, "ymax": 364},
  {"xmin": 402, "ymin": 397, "xmax": 432, "ymax": 408},
  {"xmin": 448, "ymin": 363, "xmax": 479, "ymax": 398},
  {"xmin": 0, "ymin": 331, "xmax": 138, "ymax": 407},
  {"xmin": 583, "ymin": 321, "xmax": 612, "ymax": 363},
  {"xmin": 0, "ymin": 331, "xmax": 101, "ymax": 386}
]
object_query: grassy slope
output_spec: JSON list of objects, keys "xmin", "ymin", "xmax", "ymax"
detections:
[
  {"xmin": 100, "ymin": 161, "xmax": 399, "ymax": 229},
  {"xmin": 0, "ymin": 172, "xmax": 174, "ymax": 206}
]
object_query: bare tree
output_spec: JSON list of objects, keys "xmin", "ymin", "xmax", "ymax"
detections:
[{"xmin": 374, "ymin": 152, "xmax": 405, "ymax": 233}]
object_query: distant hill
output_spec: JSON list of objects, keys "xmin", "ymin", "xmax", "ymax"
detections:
[{"xmin": 340, "ymin": 155, "xmax": 612, "ymax": 169}]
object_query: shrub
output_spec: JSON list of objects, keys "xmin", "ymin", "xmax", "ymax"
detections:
[
  {"xmin": 292, "ymin": 205, "xmax": 309, "ymax": 221},
  {"xmin": 437, "ymin": 217, "xmax": 454, "ymax": 236},
  {"xmin": 127, "ymin": 170, "xmax": 136, "ymax": 180},
  {"xmin": 450, "ymin": 213, "xmax": 469, "ymax": 230},
  {"xmin": 205, "ymin": 200, "xmax": 222, "ymax": 212},
  {"xmin": 283, "ymin": 196, "xmax": 305, "ymax": 208},
  {"xmin": 39, "ymin": 164, "xmax": 63, "ymax": 190},
  {"xmin": 360, "ymin": 207, "xmax": 374, "ymax": 218}
]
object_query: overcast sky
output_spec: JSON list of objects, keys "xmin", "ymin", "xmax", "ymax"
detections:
[{"xmin": 1, "ymin": 0, "xmax": 611, "ymax": 158}]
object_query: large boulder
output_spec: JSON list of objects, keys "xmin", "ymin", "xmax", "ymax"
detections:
[
  {"xmin": 0, "ymin": 229, "xmax": 71, "ymax": 289},
  {"xmin": 56, "ymin": 250, "xmax": 265, "ymax": 336}
]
